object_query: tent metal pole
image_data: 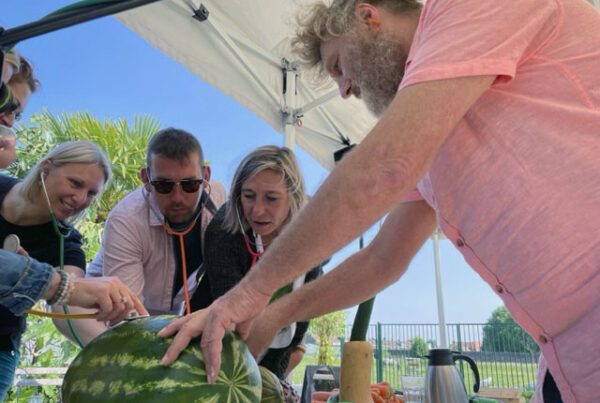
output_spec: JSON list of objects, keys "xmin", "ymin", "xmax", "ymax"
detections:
[
  {"xmin": 0, "ymin": 0, "xmax": 163, "ymax": 48},
  {"xmin": 282, "ymin": 60, "xmax": 298, "ymax": 149},
  {"xmin": 297, "ymin": 89, "xmax": 338, "ymax": 115},
  {"xmin": 284, "ymin": 118, "xmax": 296, "ymax": 149},
  {"xmin": 432, "ymin": 228, "xmax": 449, "ymax": 348},
  {"xmin": 297, "ymin": 80, "xmax": 349, "ymax": 138}
]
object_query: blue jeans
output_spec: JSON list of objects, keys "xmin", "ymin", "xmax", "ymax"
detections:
[{"xmin": 0, "ymin": 349, "xmax": 19, "ymax": 401}]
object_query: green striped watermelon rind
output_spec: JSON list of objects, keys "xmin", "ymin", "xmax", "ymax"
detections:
[
  {"xmin": 258, "ymin": 366, "xmax": 285, "ymax": 403},
  {"xmin": 61, "ymin": 315, "xmax": 261, "ymax": 403}
]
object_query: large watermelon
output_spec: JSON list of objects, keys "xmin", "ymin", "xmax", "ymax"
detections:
[{"xmin": 62, "ymin": 315, "xmax": 261, "ymax": 403}]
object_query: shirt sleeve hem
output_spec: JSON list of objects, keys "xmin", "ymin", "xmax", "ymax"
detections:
[{"xmin": 400, "ymin": 60, "xmax": 516, "ymax": 91}]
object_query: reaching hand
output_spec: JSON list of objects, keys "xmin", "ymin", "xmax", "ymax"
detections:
[
  {"xmin": 158, "ymin": 281, "xmax": 271, "ymax": 383},
  {"xmin": 68, "ymin": 276, "xmax": 148, "ymax": 326}
]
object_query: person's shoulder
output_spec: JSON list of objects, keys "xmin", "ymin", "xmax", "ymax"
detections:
[
  {"xmin": 0, "ymin": 174, "xmax": 20, "ymax": 190},
  {"xmin": 57, "ymin": 224, "xmax": 83, "ymax": 244},
  {"xmin": 63, "ymin": 233, "xmax": 86, "ymax": 270},
  {"xmin": 106, "ymin": 187, "xmax": 148, "ymax": 221},
  {"xmin": 62, "ymin": 227, "xmax": 86, "ymax": 268},
  {"xmin": 0, "ymin": 175, "xmax": 19, "ymax": 204},
  {"xmin": 208, "ymin": 180, "xmax": 227, "ymax": 207},
  {"xmin": 207, "ymin": 203, "xmax": 228, "ymax": 231},
  {"xmin": 205, "ymin": 204, "xmax": 242, "ymax": 248}
]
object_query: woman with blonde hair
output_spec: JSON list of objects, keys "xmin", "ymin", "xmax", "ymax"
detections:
[
  {"xmin": 188, "ymin": 145, "xmax": 324, "ymax": 399},
  {"xmin": 0, "ymin": 141, "xmax": 145, "ymax": 399}
]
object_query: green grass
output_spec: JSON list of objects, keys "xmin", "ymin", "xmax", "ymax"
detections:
[
  {"xmin": 289, "ymin": 353, "xmax": 538, "ymax": 392},
  {"xmin": 289, "ymin": 355, "xmax": 342, "ymax": 385}
]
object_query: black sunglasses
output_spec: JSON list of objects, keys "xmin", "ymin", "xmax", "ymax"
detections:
[{"xmin": 150, "ymin": 179, "xmax": 203, "ymax": 194}]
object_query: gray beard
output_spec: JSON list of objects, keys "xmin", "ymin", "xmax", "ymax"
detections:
[{"xmin": 347, "ymin": 30, "xmax": 407, "ymax": 117}]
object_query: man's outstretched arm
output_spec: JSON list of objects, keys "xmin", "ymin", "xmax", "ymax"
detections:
[
  {"xmin": 244, "ymin": 200, "xmax": 437, "ymax": 357},
  {"xmin": 159, "ymin": 75, "xmax": 495, "ymax": 381}
]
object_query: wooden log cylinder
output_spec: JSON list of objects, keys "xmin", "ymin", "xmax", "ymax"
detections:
[{"xmin": 340, "ymin": 341, "xmax": 374, "ymax": 403}]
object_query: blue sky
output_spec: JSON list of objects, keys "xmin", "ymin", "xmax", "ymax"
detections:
[{"xmin": 1, "ymin": 1, "xmax": 502, "ymax": 325}]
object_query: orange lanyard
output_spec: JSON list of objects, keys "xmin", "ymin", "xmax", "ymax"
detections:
[{"xmin": 162, "ymin": 220, "xmax": 197, "ymax": 315}]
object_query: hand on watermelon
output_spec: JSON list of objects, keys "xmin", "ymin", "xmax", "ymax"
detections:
[
  {"xmin": 68, "ymin": 276, "xmax": 148, "ymax": 324},
  {"xmin": 159, "ymin": 280, "xmax": 271, "ymax": 383},
  {"xmin": 62, "ymin": 316, "xmax": 263, "ymax": 403}
]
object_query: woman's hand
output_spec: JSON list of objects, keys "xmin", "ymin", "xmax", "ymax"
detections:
[
  {"xmin": 158, "ymin": 281, "xmax": 271, "ymax": 383},
  {"xmin": 15, "ymin": 246, "xmax": 29, "ymax": 257},
  {"xmin": 67, "ymin": 276, "xmax": 148, "ymax": 326}
]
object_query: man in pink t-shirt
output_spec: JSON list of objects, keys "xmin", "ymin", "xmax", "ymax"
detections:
[{"xmin": 157, "ymin": 1, "xmax": 599, "ymax": 401}]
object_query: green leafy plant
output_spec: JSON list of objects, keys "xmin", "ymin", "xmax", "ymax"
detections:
[
  {"xmin": 308, "ymin": 310, "xmax": 347, "ymax": 365},
  {"xmin": 481, "ymin": 306, "xmax": 539, "ymax": 353},
  {"xmin": 409, "ymin": 336, "xmax": 428, "ymax": 358}
]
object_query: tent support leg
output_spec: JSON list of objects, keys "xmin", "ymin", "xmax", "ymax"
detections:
[{"xmin": 432, "ymin": 229, "xmax": 449, "ymax": 348}]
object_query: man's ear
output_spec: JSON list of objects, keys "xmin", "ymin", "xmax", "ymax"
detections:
[
  {"xmin": 356, "ymin": 3, "xmax": 381, "ymax": 31},
  {"xmin": 202, "ymin": 165, "xmax": 211, "ymax": 188}
]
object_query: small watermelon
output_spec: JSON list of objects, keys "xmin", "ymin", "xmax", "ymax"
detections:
[
  {"xmin": 62, "ymin": 315, "xmax": 261, "ymax": 403},
  {"xmin": 258, "ymin": 366, "xmax": 285, "ymax": 403}
]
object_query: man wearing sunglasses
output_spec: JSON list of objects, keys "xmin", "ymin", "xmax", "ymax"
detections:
[{"xmin": 78, "ymin": 128, "xmax": 226, "ymax": 343}]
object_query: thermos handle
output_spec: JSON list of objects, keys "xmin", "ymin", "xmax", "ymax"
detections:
[{"xmin": 452, "ymin": 353, "xmax": 480, "ymax": 393}]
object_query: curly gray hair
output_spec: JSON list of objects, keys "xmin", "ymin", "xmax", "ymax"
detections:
[{"xmin": 292, "ymin": 0, "xmax": 422, "ymax": 76}]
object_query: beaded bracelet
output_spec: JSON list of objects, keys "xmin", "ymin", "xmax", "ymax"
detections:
[
  {"xmin": 47, "ymin": 271, "xmax": 75, "ymax": 306},
  {"xmin": 55, "ymin": 272, "xmax": 75, "ymax": 306},
  {"xmin": 46, "ymin": 270, "xmax": 68, "ymax": 305}
]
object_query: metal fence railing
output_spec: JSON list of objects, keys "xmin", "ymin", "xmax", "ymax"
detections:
[{"xmin": 304, "ymin": 323, "xmax": 539, "ymax": 392}]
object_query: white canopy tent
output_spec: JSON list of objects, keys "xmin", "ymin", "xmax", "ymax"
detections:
[
  {"xmin": 117, "ymin": 0, "xmax": 600, "ymax": 163},
  {"xmin": 117, "ymin": 0, "xmax": 377, "ymax": 171}
]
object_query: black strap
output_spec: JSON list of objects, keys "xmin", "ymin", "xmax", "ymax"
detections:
[
  {"xmin": 204, "ymin": 194, "xmax": 217, "ymax": 215},
  {"xmin": 191, "ymin": 192, "xmax": 218, "ymax": 288}
]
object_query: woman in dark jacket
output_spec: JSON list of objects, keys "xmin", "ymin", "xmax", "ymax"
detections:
[{"xmin": 191, "ymin": 146, "xmax": 323, "ymax": 383}]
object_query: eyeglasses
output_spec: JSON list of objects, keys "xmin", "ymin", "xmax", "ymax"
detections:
[{"xmin": 150, "ymin": 179, "xmax": 203, "ymax": 194}]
